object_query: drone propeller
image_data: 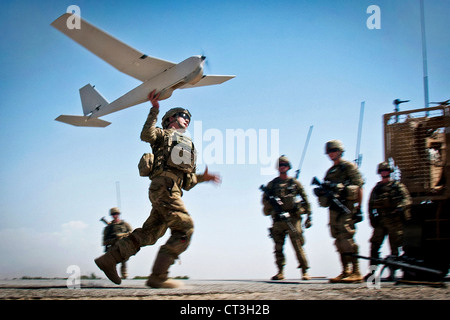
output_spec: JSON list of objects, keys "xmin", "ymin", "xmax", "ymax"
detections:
[{"xmin": 200, "ymin": 49, "xmax": 213, "ymax": 74}]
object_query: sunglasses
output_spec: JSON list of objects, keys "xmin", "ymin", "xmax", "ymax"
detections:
[
  {"xmin": 327, "ymin": 148, "xmax": 340, "ymax": 153},
  {"xmin": 279, "ymin": 163, "xmax": 290, "ymax": 167},
  {"xmin": 176, "ymin": 112, "xmax": 190, "ymax": 122}
]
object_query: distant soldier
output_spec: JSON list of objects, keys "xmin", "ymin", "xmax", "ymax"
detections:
[
  {"xmin": 95, "ymin": 90, "xmax": 220, "ymax": 288},
  {"xmin": 321, "ymin": 140, "xmax": 364, "ymax": 283},
  {"xmin": 102, "ymin": 207, "xmax": 132, "ymax": 279},
  {"xmin": 262, "ymin": 155, "xmax": 312, "ymax": 280},
  {"xmin": 366, "ymin": 162, "xmax": 411, "ymax": 280}
]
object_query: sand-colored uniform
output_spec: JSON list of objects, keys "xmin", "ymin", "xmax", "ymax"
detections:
[
  {"xmin": 324, "ymin": 159, "xmax": 364, "ymax": 254},
  {"xmin": 263, "ymin": 177, "xmax": 311, "ymax": 274},
  {"xmin": 368, "ymin": 179, "xmax": 411, "ymax": 259},
  {"xmin": 103, "ymin": 220, "xmax": 132, "ymax": 278},
  {"xmin": 114, "ymin": 106, "xmax": 206, "ymax": 271}
]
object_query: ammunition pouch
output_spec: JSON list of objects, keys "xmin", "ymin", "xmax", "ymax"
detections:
[
  {"xmin": 318, "ymin": 195, "xmax": 330, "ymax": 207},
  {"xmin": 345, "ymin": 185, "xmax": 359, "ymax": 201},
  {"xmin": 138, "ymin": 153, "xmax": 154, "ymax": 177}
]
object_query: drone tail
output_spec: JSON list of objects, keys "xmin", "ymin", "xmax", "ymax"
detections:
[{"xmin": 54, "ymin": 84, "xmax": 111, "ymax": 128}]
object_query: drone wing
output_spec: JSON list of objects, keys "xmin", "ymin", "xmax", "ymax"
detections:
[
  {"xmin": 180, "ymin": 75, "xmax": 235, "ymax": 89},
  {"xmin": 51, "ymin": 13, "xmax": 175, "ymax": 82}
]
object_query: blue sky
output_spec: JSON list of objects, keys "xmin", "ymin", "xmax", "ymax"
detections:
[{"xmin": 0, "ymin": 0, "xmax": 449, "ymax": 280}]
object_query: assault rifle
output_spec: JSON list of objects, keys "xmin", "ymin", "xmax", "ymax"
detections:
[
  {"xmin": 311, "ymin": 177, "xmax": 362, "ymax": 222},
  {"xmin": 347, "ymin": 253, "xmax": 444, "ymax": 279},
  {"xmin": 100, "ymin": 216, "xmax": 111, "ymax": 225},
  {"xmin": 311, "ymin": 177, "xmax": 352, "ymax": 216},
  {"xmin": 260, "ymin": 184, "xmax": 299, "ymax": 237}
]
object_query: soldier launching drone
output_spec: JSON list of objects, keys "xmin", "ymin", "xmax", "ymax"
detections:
[{"xmin": 95, "ymin": 90, "xmax": 220, "ymax": 288}]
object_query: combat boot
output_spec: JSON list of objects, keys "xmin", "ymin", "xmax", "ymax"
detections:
[
  {"xmin": 94, "ymin": 245, "xmax": 123, "ymax": 285},
  {"xmin": 342, "ymin": 259, "xmax": 364, "ymax": 283},
  {"xmin": 329, "ymin": 254, "xmax": 351, "ymax": 283},
  {"xmin": 329, "ymin": 270, "xmax": 350, "ymax": 283},
  {"xmin": 301, "ymin": 268, "xmax": 311, "ymax": 280},
  {"xmin": 271, "ymin": 272, "xmax": 285, "ymax": 280},
  {"xmin": 146, "ymin": 251, "xmax": 183, "ymax": 288},
  {"xmin": 271, "ymin": 265, "xmax": 284, "ymax": 280}
]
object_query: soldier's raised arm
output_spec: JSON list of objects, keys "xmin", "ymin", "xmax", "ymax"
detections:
[{"xmin": 141, "ymin": 90, "xmax": 164, "ymax": 144}]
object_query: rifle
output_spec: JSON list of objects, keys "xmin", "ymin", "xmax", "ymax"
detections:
[
  {"xmin": 348, "ymin": 253, "xmax": 444, "ymax": 279},
  {"xmin": 311, "ymin": 177, "xmax": 352, "ymax": 216},
  {"xmin": 100, "ymin": 216, "xmax": 111, "ymax": 225},
  {"xmin": 260, "ymin": 184, "xmax": 300, "ymax": 237}
]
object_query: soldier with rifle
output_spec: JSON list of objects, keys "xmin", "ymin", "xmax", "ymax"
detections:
[
  {"xmin": 313, "ymin": 140, "xmax": 364, "ymax": 283},
  {"xmin": 101, "ymin": 207, "xmax": 132, "ymax": 279},
  {"xmin": 94, "ymin": 90, "xmax": 220, "ymax": 288},
  {"xmin": 261, "ymin": 155, "xmax": 312, "ymax": 281},
  {"xmin": 365, "ymin": 162, "xmax": 411, "ymax": 280}
]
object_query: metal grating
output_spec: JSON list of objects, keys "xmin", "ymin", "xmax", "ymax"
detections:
[{"xmin": 384, "ymin": 107, "xmax": 447, "ymax": 194}]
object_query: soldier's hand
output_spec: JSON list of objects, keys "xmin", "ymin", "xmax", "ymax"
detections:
[
  {"xmin": 203, "ymin": 166, "xmax": 221, "ymax": 184},
  {"xmin": 148, "ymin": 89, "xmax": 161, "ymax": 108},
  {"xmin": 304, "ymin": 215, "xmax": 312, "ymax": 229}
]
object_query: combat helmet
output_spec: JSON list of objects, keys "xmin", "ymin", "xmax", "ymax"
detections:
[
  {"xmin": 278, "ymin": 155, "xmax": 291, "ymax": 170},
  {"xmin": 377, "ymin": 161, "xmax": 393, "ymax": 174},
  {"xmin": 109, "ymin": 207, "xmax": 121, "ymax": 216},
  {"xmin": 162, "ymin": 107, "xmax": 192, "ymax": 129},
  {"xmin": 325, "ymin": 140, "xmax": 345, "ymax": 154}
]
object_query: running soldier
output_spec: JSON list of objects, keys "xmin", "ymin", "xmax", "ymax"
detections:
[{"xmin": 95, "ymin": 90, "xmax": 220, "ymax": 288}]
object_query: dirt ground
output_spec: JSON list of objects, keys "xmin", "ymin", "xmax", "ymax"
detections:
[
  {"xmin": 1, "ymin": 279, "xmax": 447, "ymax": 318},
  {"xmin": 0, "ymin": 278, "xmax": 448, "ymax": 300}
]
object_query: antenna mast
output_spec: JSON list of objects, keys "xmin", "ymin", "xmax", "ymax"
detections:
[
  {"xmin": 420, "ymin": 0, "xmax": 429, "ymax": 109},
  {"xmin": 295, "ymin": 125, "xmax": 313, "ymax": 179},
  {"xmin": 355, "ymin": 101, "xmax": 365, "ymax": 167},
  {"xmin": 115, "ymin": 181, "xmax": 121, "ymax": 210}
]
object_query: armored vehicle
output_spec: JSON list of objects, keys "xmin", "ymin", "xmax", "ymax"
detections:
[{"xmin": 383, "ymin": 102, "xmax": 449, "ymax": 280}]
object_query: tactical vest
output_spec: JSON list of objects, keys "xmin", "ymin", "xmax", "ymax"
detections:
[
  {"xmin": 104, "ymin": 222, "xmax": 130, "ymax": 241},
  {"xmin": 269, "ymin": 178, "xmax": 300, "ymax": 212},
  {"xmin": 148, "ymin": 129, "xmax": 196, "ymax": 179},
  {"xmin": 370, "ymin": 180, "xmax": 403, "ymax": 210}
]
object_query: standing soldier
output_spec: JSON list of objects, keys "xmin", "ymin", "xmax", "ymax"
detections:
[
  {"xmin": 365, "ymin": 162, "xmax": 411, "ymax": 280},
  {"xmin": 320, "ymin": 140, "xmax": 364, "ymax": 283},
  {"xmin": 95, "ymin": 90, "xmax": 220, "ymax": 288},
  {"xmin": 102, "ymin": 207, "xmax": 132, "ymax": 279},
  {"xmin": 262, "ymin": 155, "xmax": 312, "ymax": 280}
]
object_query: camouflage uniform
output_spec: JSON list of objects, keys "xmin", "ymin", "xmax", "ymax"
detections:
[
  {"xmin": 102, "ymin": 212, "xmax": 132, "ymax": 279},
  {"xmin": 368, "ymin": 163, "xmax": 411, "ymax": 273},
  {"xmin": 323, "ymin": 141, "xmax": 364, "ymax": 283},
  {"xmin": 95, "ymin": 105, "xmax": 208, "ymax": 287},
  {"xmin": 262, "ymin": 156, "xmax": 312, "ymax": 280}
]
